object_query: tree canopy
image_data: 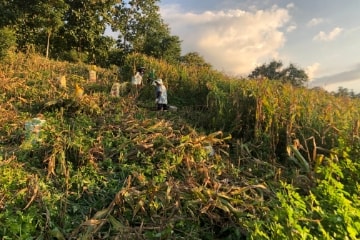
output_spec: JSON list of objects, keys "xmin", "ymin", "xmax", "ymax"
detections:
[
  {"xmin": 0, "ymin": 0, "xmax": 181, "ymax": 67},
  {"xmin": 180, "ymin": 52, "xmax": 212, "ymax": 68},
  {"xmin": 112, "ymin": 0, "xmax": 181, "ymax": 64},
  {"xmin": 248, "ymin": 60, "xmax": 309, "ymax": 87}
]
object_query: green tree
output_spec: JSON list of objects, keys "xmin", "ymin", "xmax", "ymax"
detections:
[
  {"xmin": 56, "ymin": 0, "xmax": 118, "ymax": 63},
  {"xmin": 113, "ymin": 0, "xmax": 181, "ymax": 63},
  {"xmin": 335, "ymin": 87, "xmax": 356, "ymax": 98},
  {"xmin": 0, "ymin": 1, "xmax": 18, "ymax": 27},
  {"xmin": 0, "ymin": 0, "xmax": 69, "ymax": 55},
  {"xmin": 249, "ymin": 60, "xmax": 309, "ymax": 87},
  {"xmin": 34, "ymin": 0, "xmax": 69, "ymax": 58},
  {"xmin": 282, "ymin": 63, "xmax": 309, "ymax": 87},
  {"xmin": 0, "ymin": 0, "xmax": 37, "ymax": 50},
  {"xmin": 142, "ymin": 24, "xmax": 181, "ymax": 64},
  {"xmin": 249, "ymin": 60, "xmax": 283, "ymax": 80},
  {"xmin": 92, "ymin": 35, "xmax": 117, "ymax": 68},
  {"xmin": 180, "ymin": 52, "xmax": 212, "ymax": 68}
]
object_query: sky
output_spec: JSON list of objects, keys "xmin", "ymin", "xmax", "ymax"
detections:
[{"xmin": 158, "ymin": 0, "xmax": 360, "ymax": 93}]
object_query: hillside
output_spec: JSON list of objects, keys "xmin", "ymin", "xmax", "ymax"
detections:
[{"xmin": 1, "ymin": 52, "xmax": 360, "ymax": 239}]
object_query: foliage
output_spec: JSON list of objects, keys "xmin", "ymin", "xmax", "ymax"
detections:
[
  {"xmin": 113, "ymin": 0, "xmax": 182, "ymax": 65},
  {"xmin": 334, "ymin": 86, "xmax": 360, "ymax": 98},
  {"xmin": 0, "ymin": 0, "xmax": 182, "ymax": 68},
  {"xmin": 249, "ymin": 60, "xmax": 309, "ymax": 87},
  {"xmin": 0, "ymin": 27, "xmax": 16, "ymax": 60},
  {"xmin": 1, "ymin": 53, "xmax": 360, "ymax": 239},
  {"xmin": 32, "ymin": 0, "xmax": 69, "ymax": 58},
  {"xmin": 180, "ymin": 52, "xmax": 213, "ymax": 68},
  {"xmin": 0, "ymin": 0, "xmax": 69, "ymax": 55},
  {"xmin": 54, "ymin": 0, "xmax": 118, "ymax": 64}
]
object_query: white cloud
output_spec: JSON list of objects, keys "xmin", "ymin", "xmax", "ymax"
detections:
[
  {"xmin": 161, "ymin": 5, "xmax": 291, "ymax": 75},
  {"xmin": 313, "ymin": 27, "xmax": 343, "ymax": 41},
  {"xmin": 287, "ymin": 25, "xmax": 297, "ymax": 32},
  {"xmin": 305, "ymin": 62, "xmax": 320, "ymax": 81},
  {"xmin": 286, "ymin": 3, "xmax": 295, "ymax": 9},
  {"xmin": 307, "ymin": 18, "xmax": 324, "ymax": 27}
]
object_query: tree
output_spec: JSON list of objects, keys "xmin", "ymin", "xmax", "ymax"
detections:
[
  {"xmin": 0, "ymin": 0, "xmax": 69, "ymax": 56},
  {"xmin": 56, "ymin": 0, "xmax": 119, "ymax": 63},
  {"xmin": 92, "ymin": 35, "xmax": 117, "ymax": 68},
  {"xmin": 282, "ymin": 63, "xmax": 309, "ymax": 87},
  {"xmin": 142, "ymin": 24, "xmax": 181, "ymax": 64},
  {"xmin": 335, "ymin": 87, "xmax": 358, "ymax": 98},
  {"xmin": 0, "ymin": 0, "xmax": 19, "ymax": 27},
  {"xmin": 180, "ymin": 52, "xmax": 212, "ymax": 68},
  {"xmin": 0, "ymin": 0, "xmax": 38, "ymax": 50},
  {"xmin": 0, "ymin": 0, "xmax": 118, "ymax": 63},
  {"xmin": 34, "ymin": 0, "xmax": 69, "ymax": 58},
  {"xmin": 113, "ymin": 0, "xmax": 181, "ymax": 63},
  {"xmin": 0, "ymin": 0, "xmax": 181, "ymax": 65},
  {"xmin": 248, "ymin": 60, "xmax": 309, "ymax": 87},
  {"xmin": 249, "ymin": 60, "xmax": 283, "ymax": 80}
]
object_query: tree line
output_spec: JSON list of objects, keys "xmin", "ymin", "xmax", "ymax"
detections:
[{"xmin": 0, "ymin": 0, "xmax": 184, "ymax": 67}]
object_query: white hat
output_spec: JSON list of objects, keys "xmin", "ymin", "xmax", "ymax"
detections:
[{"xmin": 154, "ymin": 79, "xmax": 163, "ymax": 85}]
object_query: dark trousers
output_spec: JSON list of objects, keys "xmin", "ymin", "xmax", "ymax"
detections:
[{"xmin": 157, "ymin": 104, "xmax": 168, "ymax": 111}]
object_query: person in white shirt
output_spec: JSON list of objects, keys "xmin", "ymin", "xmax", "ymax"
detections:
[
  {"xmin": 153, "ymin": 79, "xmax": 168, "ymax": 111},
  {"xmin": 131, "ymin": 67, "xmax": 145, "ymax": 86},
  {"xmin": 131, "ymin": 67, "xmax": 145, "ymax": 96}
]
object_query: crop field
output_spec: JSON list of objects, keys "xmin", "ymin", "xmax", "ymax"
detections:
[{"xmin": 1, "ymin": 52, "xmax": 360, "ymax": 239}]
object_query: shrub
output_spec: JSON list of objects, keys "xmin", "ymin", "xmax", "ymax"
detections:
[{"xmin": 0, "ymin": 27, "xmax": 16, "ymax": 60}]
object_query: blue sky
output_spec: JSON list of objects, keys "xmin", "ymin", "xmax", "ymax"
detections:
[{"xmin": 159, "ymin": 0, "xmax": 360, "ymax": 93}]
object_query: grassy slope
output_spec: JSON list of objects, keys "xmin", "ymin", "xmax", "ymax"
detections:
[{"xmin": 1, "ymin": 53, "xmax": 360, "ymax": 239}]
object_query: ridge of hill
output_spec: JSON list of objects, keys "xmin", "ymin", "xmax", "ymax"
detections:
[{"xmin": 1, "ymin": 52, "xmax": 360, "ymax": 239}]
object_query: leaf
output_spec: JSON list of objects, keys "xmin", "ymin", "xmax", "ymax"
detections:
[
  {"xmin": 213, "ymin": 199, "xmax": 231, "ymax": 213},
  {"xmin": 132, "ymin": 199, "xmax": 145, "ymax": 218},
  {"xmin": 82, "ymin": 219, "xmax": 104, "ymax": 226},
  {"xmin": 92, "ymin": 207, "xmax": 110, "ymax": 219},
  {"xmin": 50, "ymin": 227, "xmax": 66, "ymax": 240},
  {"xmin": 108, "ymin": 215, "xmax": 125, "ymax": 231},
  {"xmin": 289, "ymin": 145, "xmax": 310, "ymax": 173},
  {"xmin": 229, "ymin": 184, "xmax": 267, "ymax": 196}
]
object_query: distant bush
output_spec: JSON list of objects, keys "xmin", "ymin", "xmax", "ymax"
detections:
[
  {"xmin": 57, "ymin": 49, "xmax": 89, "ymax": 63},
  {"xmin": 0, "ymin": 27, "xmax": 16, "ymax": 60}
]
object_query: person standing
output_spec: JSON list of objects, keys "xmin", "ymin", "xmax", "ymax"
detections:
[
  {"xmin": 131, "ymin": 67, "xmax": 145, "ymax": 97},
  {"xmin": 131, "ymin": 67, "xmax": 145, "ymax": 86},
  {"xmin": 153, "ymin": 79, "xmax": 168, "ymax": 111}
]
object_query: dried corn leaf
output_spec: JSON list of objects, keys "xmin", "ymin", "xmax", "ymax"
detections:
[
  {"xmin": 93, "ymin": 207, "xmax": 111, "ymax": 219},
  {"xmin": 229, "ymin": 184, "xmax": 267, "ymax": 196}
]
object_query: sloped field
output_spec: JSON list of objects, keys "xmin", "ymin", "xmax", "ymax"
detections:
[{"xmin": 1, "ymin": 53, "xmax": 360, "ymax": 239}]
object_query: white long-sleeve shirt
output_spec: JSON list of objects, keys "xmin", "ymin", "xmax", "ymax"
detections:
[
  {"xmin": 156, "ymin": 85, "xmax": 167, "ymax": 104},
  {"xmin": 131, "ymin": 72, "xmax": 143, "ymax": 85}
]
